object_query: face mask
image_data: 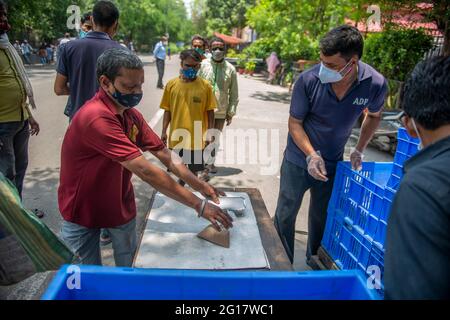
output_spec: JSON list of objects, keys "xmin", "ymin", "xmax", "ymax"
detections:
[
  {"xmin": 111, "ymin": 85, "xmax": 142, "ymax": 108},
  {"xmin": 79, "ymin": 30, "xmax": 88, "ymax": 39},
  {"xmin": 181, "ymin": 67, "xmax": 198, "ymax": 80},
  {"xmin": 410, "ymin": 118, "xmax": 424, "ymax": 150},
  {"xmin": 212, "ymin": 49, "xmax": 225, "ymax": 61},
  {"xmin": 163, "ymin": 41, "xmax": 168, "ymax": 46},
  {"xmin": 194, "ymin": 47, "xmax": 205, "ymax": 56},
  {"xmin": 318, "ymin": 60, "xmax": 353, "ymax": 84}
]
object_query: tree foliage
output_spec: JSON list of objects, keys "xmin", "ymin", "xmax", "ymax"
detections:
[{"xmin": 5, "ymin": 0, "xmax": 193, "ymax": 50}]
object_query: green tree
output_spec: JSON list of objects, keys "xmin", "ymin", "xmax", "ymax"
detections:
[{"xmin": 205, "ymin": 0, "xmax": 255, "ymax": 35}]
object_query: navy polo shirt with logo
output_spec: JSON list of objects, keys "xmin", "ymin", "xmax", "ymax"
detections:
[
  {"xmin": 56, "ymin": 31, "xmax": 124, "ymax": 119},
  {"xmin": 286, "ymin": 61, "xmax": 388, "ymax": 175}
]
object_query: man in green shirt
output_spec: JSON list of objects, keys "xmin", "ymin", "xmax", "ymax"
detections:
[
  {"xmin": 0, "ymin": 0, "xmax": 41, "ymax": 214},
  {"xmin": 198, "ymin": 37, "xmax": 239, "ymax": 174}
]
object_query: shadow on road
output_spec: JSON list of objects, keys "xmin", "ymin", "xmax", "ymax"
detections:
[{"xmin": 250, "ymin": 91, "xmax": 291, "ymax": 104}]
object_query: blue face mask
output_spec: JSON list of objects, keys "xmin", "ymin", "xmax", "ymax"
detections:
[
  {"xmin": 181, "ymin": 67, "xmax": 198, "ymax": 80},
  {"xmin": 318, "ymin": 60, "xmax": 353, "ymax": 84},
  {"xmin": 79, "ymin": 30, "xmax": 88, "ymax": 39},
  {"xmin": 111, "ymin": 86, "xmax": 143, "ymax": 108}
]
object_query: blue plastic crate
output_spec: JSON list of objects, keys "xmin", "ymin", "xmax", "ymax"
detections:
[
  {"xmin": 41, "ymin": 265, "xmax": 380, "ymax": 300},
  {"xmin": 387, "ymin": 128, "xmax": 420, "ymax": 189},
  {"xmin": 366, "ymin": 246, "xmax": 385, "ymax": 297},
  {"xmin": 323, "ymin": 161, "xmax": 392, "ymax": 244},
  {"xmin": 373, "ymin": 187, "xmax": 396, "ymax": 248}
]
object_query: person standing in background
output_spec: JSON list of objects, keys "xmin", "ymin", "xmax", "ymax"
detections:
[
  {"xmin": 79, "ymin": 12, "xmax": 93, "ymax": 39},
  {"xmin": 160, "ymin": 49, "xmax": 216, "ymax": 184},
  {"xmin": 20, "ymin": 40, "xmax": 32, "ymax": 65},
  {"xmin": 191, "ymin": 35, "xmax": 208, "ymax": 60},
  {"xmin": 153, "ymin": 35, "xmax": 168, "ymax": 89},
  {"xmin": 198, "ymin": 37, "xmax": 239, "ymax": 175},
  {"xmin": 0, "ymin": 0, "xmax": 43, "ymax": 218}
]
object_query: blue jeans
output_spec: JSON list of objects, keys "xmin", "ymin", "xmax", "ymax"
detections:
[
  {"xmin": 0, "ymin": 121, "xmax": 30, "ymax": 198},
  {"xmin": 274, "ymin": 157, "xmax": 335, "ymax": 264},
  {"xmin": 61, "ymin": 218, "xmax": 137, "ymax": 267}
]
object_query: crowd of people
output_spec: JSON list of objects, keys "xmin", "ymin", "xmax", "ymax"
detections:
[{"xmin": 0, "ymin": 0, "xmax": 448, "ymax": 300}]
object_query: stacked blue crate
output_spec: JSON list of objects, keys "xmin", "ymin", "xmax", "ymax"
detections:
[{"xmin": 321, "ymin": 127, "xmax": 420, "ymax": 297}]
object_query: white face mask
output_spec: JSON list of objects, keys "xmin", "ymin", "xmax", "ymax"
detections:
[
  {"xmin": 318, "ymin": 60, "xmax": 353, "ymax": 84},
  {"xmin": 411, "ymin": 118, "xmax": 424, "ymax": 150}
]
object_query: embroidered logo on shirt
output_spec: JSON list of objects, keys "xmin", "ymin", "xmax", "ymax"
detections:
[
  {"xmin": 129, "ymin": 124, "xmax": 139, "ymax": 143},
  {"xmin": 353, "ymin": 97, "xmax": 369, "ymax": 106},
  {"xmin": 193, "ymin": 96, "xmax": 202, "ymax": 103}
]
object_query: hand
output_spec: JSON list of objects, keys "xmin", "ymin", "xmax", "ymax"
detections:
[
  {"xmin": 350, "ymin": 148, "xmax": 364, "ymax": 171},
  {"xmin": 200, "ymin": 183, "xmax": 225, "ymax": 204},
  {"xmin": 226, "ymin": 115, "xmax": 233, "ymax": 126},
  {"xmin": 161, "ymin": 132, "xmax": 167, "ymax": 145},
  {"xmin": 28, "ymin": 117, "xmax": 40, "ymax": 136},
  {"xmin": 306, "ymin": 151, "xmax": 328, "ymax": 182},
  {"xmin": 201, "ymin": 202, "xmax": 234, "ymax": 231}
]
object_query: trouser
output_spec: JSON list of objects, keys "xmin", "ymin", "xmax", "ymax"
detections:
[
  {"xmin": 156, "ymin": 58, "xmax": 165, "ymax": 87},
  {"xmin": 61, "ymin": 218, "xmax": 137, "ymax": 267},
  {"xmin": 274, "ymin": 157, "xmax": 335, "ymax": 264},
  {"xmin": 23, "ymin": 53, "xmax": 31, "ymax": 65},
  {"xmin": 209, "ymin": 119, "xmax": 226, "ymax": 166},
  {"xmin": 0, "ymin": 121, "xmax": 30, "ymax": 198}
]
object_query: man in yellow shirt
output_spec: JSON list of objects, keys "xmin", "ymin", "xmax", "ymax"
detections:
[
  {"xmin": 0, "ymin": 0, "xmax": 41, "ymax": 217},
  {"xmin": 160, "ymin": 49, "xmax": 216, "ymax": 185}
]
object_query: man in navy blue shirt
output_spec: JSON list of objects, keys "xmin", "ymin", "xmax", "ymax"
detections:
[
  {"xmin": 274, "ymin": 25, "xmax": 387, "ymax": 266},
  {"xmin": 54, "ymin": 0, "xmax": 123, "ymax": 119},
  {"xmin": 54, "ymin": 0, "xmax": 123, "ymax": 246}
]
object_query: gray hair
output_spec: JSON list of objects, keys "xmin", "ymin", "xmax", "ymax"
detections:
[{"xmin": 96, "ymin": 48, "xmax": 143, "ymax": 81}]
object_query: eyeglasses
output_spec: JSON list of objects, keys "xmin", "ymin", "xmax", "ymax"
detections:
[{"xmin": 211, "ymin": 47, "xmax": 225, "ymax": 51}]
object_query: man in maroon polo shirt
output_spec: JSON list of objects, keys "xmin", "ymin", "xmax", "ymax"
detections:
[{"xmin": 59, "ymin": 48, "xmax": 233, "ymax": 267}]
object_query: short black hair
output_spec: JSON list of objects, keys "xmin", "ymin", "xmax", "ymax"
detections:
[
  {"xmin": 93, "ymin": 0, "xmax": 119, "ymax": 28},
  {"xmin": 209, "ymin": 37, "xmax": 225, "ymax": 47},
  {"xmin": 81, "ymin": 12, "xmax": 92, "ymax": 24},
  {"xmin": 402, "ymin": 56, "xmax": 450, "ymax": 130},
  {"xmin": 191, "ymin": 35, "xmax": 207, "ymax": 47},
  {"xmin": 97, "ymin": 48, "xmax": 143, "ymax": 82},
  {"xmin": 320, "ymin": 25, "xmax": 364, "ymax": 60},
  {"xmin": 180, "ymin": 49, "xmax": 202, "ymax": 62}
]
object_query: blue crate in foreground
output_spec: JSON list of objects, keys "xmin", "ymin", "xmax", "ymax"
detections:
[
  {"xmin": 41, "ymin": 265, "xmax": 380, "ymax": 300},
  {"xmin": 322, "ymin": 161, "xmax": 393, "ymax": 248}
]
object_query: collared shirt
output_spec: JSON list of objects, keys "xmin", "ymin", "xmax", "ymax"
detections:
[
  {"xmin": 286, "ymin": 61, "xmax": 388, "ymax": 174},
  {"xmin": 56, "ymin": 31, "xmax": 123, "ymax": 119},
  {"xmin": 58, "ymin": 88, "xmax": 165, "ymax": 228},
  {"xmin": 153, "ymin": 41, "xmax": 166, "ymax": 60},
  {"xmin": 385, "ymin": 135, "xmax": 450, "ymax": 300},
  {"xmin": 0, "ymin": 49, "xmax": 28, "ymax": 123},
  {"xmin": 198, "ymin": 58, "xmax": 239, "ymax": 119},
  {"xmin": 160, "ymin": 77, "xmax": 216, "ymax": 150}
]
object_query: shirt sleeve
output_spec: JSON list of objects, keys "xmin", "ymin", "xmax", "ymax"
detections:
[
  {"xmin": 159, "ymin": 83, "xmax": 171, "ymax": 111},
  {"xmin": 227, "ymin": 68, "xmax": 239, "ymax": 117},
  {"xmin": 368, "ymin": 78, "xmax": 388, "ymax": 113},
  {"xmin": 56, "ymin": 44, "xmax": 68, "ymax": 76},
  {"xmin": 84, "ymin": 116, "xmax": 142, "ymax": 163},
  {"xmin": 136, "ymin": 114, "xmax": 166, "ymax": 152},
  {"xmin": 205, "ymin": 82, "xmax": 217, "ymax": 112},
  {"xmin": 289, "ymin": 75, "xmax": 311, "ymax": 120}
]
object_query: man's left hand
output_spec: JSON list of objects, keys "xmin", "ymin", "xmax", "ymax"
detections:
[
  {"xmin": 350, "ymin": 148, "xmax": 364, "ymax": 171},
  {"xmin": 29, "ymin": 117, "xmax": 40, "ymax": 136},
  {"xmin": 201, "ymin": 183, "xmax": 225, "ymax": 204}
]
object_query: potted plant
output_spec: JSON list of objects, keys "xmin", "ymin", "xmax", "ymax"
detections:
[
  {"xmin": 236, "ymin": 55, "xmax": 246, "ymax": 74},
  {"xmin": 245, "ymin": 60, "xmax": 256, "ymax": 76}
]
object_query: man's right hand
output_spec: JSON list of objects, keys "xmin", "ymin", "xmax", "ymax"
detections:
[
  {"xmin": 306, "ymin": 151, "xmax": 329, "ymax": 182},
  {"xmin": 200, "ymin": 202, "xmax": 234, "ymax": 231}
]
